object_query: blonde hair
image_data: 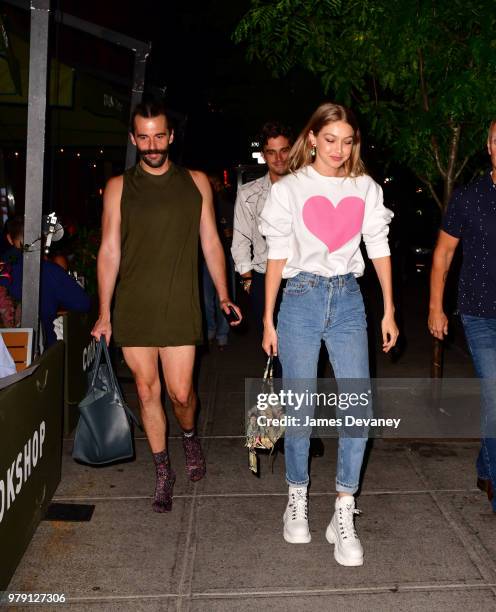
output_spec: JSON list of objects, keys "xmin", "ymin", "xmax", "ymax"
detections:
[
  {"xmin": 488, "ymin": 119, "xmax": 496, "ymax": 142},
  {"xmin": 288, "ymin": 102, "xmax": 366, "ymax": 177}
]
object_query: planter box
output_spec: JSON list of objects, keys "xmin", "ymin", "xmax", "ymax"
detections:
[{"xmin": 0, "ymin": 341, "xmax": 64, "ymax": 590}]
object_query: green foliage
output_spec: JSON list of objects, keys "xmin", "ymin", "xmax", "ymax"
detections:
[
  {"xmin": 234, "ymin": 0, "xmax": 496, "ymax": 207},
  {"xmin": 70, "ymin": 227, "xmax": 100, "ymax": 296}
]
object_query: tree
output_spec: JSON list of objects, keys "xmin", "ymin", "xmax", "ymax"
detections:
[{"xmin": 234, "ymin": 0, "xmax": 496, "ymax": 210}]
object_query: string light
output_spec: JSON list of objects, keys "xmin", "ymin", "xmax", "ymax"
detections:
[
  {"xmin": 59, "ymin": 148, "xmax": 64, "ymax": 153},
  {"xmin": 14, "ymin": 152, "xmax": 19, "ymax": 157},
  {"xmin": 76, "ymin": 152, "xmax": 80, "ymax": 157}
]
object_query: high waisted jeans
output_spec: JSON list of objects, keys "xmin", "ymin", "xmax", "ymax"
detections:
[
  {"xmin": 461, "ymin": 314, "xmax": 496, "ymax": 511},
  {"xmin": 277, "ymin": 272, "xmax": 369, "ymax": 494}
]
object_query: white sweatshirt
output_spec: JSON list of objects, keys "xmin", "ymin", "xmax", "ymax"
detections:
[{"xmin": 259, "ymin": 165, "xmax": 393, "ymax": 279}]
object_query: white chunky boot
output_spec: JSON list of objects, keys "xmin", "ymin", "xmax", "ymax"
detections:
[
  {"xmin": 326, "ymin": 495, "xmax": 363, "ymax": 566},
  {"xmin": 283, "ymin": 486, "xmax": 311, "ymax": 544}
]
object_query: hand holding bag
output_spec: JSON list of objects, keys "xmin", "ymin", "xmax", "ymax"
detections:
[
  {"xmin": 72, "ymin": 338, "xmax": 140, "ymax": 465},
  {"xmin": 245, "ymin": 355, "xmax": 285, "ymax": 474}
]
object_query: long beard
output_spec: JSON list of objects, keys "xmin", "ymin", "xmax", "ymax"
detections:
[{"xmin": 138, "ymin": 148, "xmax": 169, "ymax": 168}]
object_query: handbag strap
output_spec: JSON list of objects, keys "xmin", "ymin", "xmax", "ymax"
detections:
[
  {"xmin": 91, "ymin": 337, "xmax": 141, "ymax": 429},
  {"xmin": 89, "ymin": 337, "xmax": 104, "ymax": 388},
  {"xmin": 100, "ymin": 338, "xmax": 120, "ymax": 393},
  {"xmin": 263, "ymin": 355, "xmax": 274, "ymax": 382},
  {"xmin": 102, "ymin": 340, "xmax": 141, "ymax": 428}
]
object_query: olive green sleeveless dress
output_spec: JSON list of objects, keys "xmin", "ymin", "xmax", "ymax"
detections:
[{"xmin": 112, "ymin": 162, "xmax": 203, "ymax": 347}]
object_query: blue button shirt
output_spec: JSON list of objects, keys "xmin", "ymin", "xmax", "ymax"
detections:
[
  {"xmin": 0, "ymin": 248, "xmax": 91, "ymax": 345},
  {"xmin": 442, "ymin": 171, "xmax": 496, "ymax": 318}
]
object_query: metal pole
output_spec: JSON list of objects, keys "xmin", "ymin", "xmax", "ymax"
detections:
[
  {"xmin": 125, "ymin": 48, "xmax": 149, "ymax": 170},
  {"xmin": 5, "ymin": 0, "xmax": 150, "ymax": 173},
  {"xmin": 21, "ymin": 0, "xmax": 50, "ymax": 347},
  {"xmin": 431, "ymin": 338, "xmax": 443, "ymax": 378}
]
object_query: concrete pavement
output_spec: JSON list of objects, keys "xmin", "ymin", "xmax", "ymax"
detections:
[{"xmin": 7, "ymin": 276, "xmax": 496, "ymax": 611}]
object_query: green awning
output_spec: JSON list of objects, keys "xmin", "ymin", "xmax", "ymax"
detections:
[
  {"xmin": 0, "ymin": 26, "xmax": 130, "ymax": 148},
  {"xmin": 0, "ymin": 27, "xmax": 74, "ymax": 106}
]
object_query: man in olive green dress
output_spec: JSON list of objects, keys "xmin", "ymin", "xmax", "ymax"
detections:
[{"xmin": 92, "ymin": 99, "xmax": 241, "ymax": 512}]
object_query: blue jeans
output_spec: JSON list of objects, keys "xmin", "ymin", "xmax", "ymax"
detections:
[
  {"xmin": 202, "ymin": 262, "xmax": 229, "ymax": 345},
  {"xmin": 461, "ymin": 314, "xmax": 496, "ymax": 510},
  {"xmin": 277, "ymin": 272, "xmax": 370, "ymax": 493}
]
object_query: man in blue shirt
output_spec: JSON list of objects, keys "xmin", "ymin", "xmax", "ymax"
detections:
[
  {"xmin": 429, "ymin": 120, "xmax": 496, "ymax": 510},
  {"xmin": 1, "ymin": 216, "xmax": 91, "ymax": 346}
]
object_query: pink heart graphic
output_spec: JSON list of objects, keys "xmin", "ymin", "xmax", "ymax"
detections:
[{"xmin": 302, "ymin": 195, "xmax": 365, "ymax": 253}]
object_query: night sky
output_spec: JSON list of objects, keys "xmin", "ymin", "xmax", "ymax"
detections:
[
  {"xmin": 2, "ymin": 0, "xmax": 439, "ymax": 236},
  {"xmin": 58, "ymin": 0, "xmax": 325, "ymax": 169}
]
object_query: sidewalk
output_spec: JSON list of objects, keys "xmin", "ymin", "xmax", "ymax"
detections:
[{"xmin": 7, "ymin": 277, "xmax": 496, "ymax": 611}]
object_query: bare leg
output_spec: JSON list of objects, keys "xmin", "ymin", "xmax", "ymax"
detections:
[
  {"xmin": 159, "ymin": 345, "xmax": 205, "ymax": 481},
  {"xmin": 122, "ymin": 346, "xmax": 175, "ymax": 511},
  {"xmin": 159, "ymin": 345, "xmax": 197, "ymax": 430},
  {"xmin": 122, "ymin": 347, "xmax": 166, "ymax": 452}
]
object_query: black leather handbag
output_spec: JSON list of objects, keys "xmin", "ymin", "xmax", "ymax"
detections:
[{"xmin": 72, "ymin": 338, "xmax": 140, "ymax": 465}]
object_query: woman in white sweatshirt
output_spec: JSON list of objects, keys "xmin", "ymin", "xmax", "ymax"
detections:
[{"xmin": 260, "ymin": 102, "xmax": 398, "ymax": 566}]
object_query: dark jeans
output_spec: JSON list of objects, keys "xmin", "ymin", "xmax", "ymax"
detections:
[
  {"xmin": 203, "ymin": 262, "xmax": 229, "ymax": 345},
  {"xmin": 250, "ymin": 271, "xmax": 266, "ymax": 333},
  {"xmin": 462, "ymin": 314, "xmax": 496, "ymax": 510}
]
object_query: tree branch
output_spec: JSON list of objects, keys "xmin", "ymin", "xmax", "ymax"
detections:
[
  {"xmin": 443, "ymin": 122, "xmax": 461, "ymax": 207},
  {"xmin": 446, "ymin": 122, "xmax": 461, "ymax": 177},
  {"xmin": 469, "ymin": 168, "xmax": 481, "ymax": 183},
  {"xmin": 372, "ymin": 73, "xmax": 378, "ymax": 106},
  {"xmin": 418, "ymin": 49, "xmax": 447, "ymax": 179},
  {"xmin": 454, "ymin": 154, "xmax": 469, "ymax": 181},
  {"xmin": 418, "ymin": 174, "xmax": 443, "ymax": 211},
  {"xmin": 418, "ymin": 49, "xmax": 429, "ymax": 112},
  {"xmin": 431, "ymin": 136, "xmax": 446, "ymax": 179},
  {"xmin": 350, "ymin": 88, "xmax": 363, "ymax": 105}
]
